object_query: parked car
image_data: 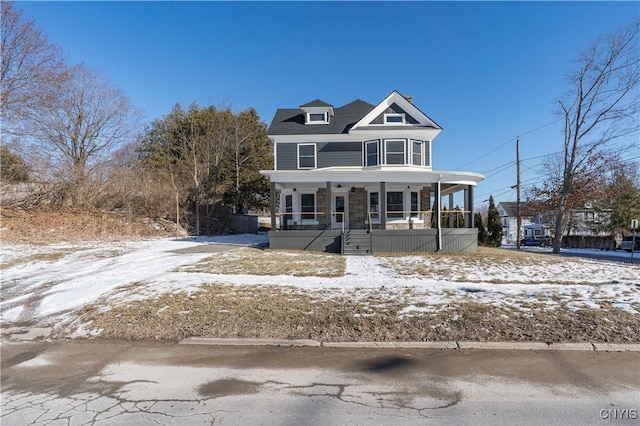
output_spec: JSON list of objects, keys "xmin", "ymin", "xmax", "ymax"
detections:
[
  {"xmin": 620, "ymin": 235, "xmax": 640, "ymax": 252},
  {"xmin": 520, "ymin": 236, "xmax": 552, "ymax": 247},
  {"xmin": 521, "ymin": 237, "xmax": 543, "ymax": 246}
]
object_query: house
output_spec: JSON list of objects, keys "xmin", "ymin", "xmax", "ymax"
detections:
[
  {"xmin": 497, "ymin": 202, "xmax": 534, "ymax": 244},
  {"xmin": 259, "ymin": 91, "xmax": 484, "ymax": 254},
  {"xmin": 498, "ymin": 200, "xmax": 614, "ymax": 248}
]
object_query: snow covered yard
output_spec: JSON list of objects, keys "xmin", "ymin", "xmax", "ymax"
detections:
[{"xmin": 1, "ymin": 235, "xmax": 639, "ymax": 343}]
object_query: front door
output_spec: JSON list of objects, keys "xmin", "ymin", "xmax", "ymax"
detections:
[{"xmin": 332, "ymin": 193, "xmax": 348, "ymax": 230}]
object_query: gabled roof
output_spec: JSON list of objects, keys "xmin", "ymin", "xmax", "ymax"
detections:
[
  {"xmin": 269, "ymin": 99, "xmax": 375, "ymax": 135},
  {"xmin": 268, "ymin": 91, "xmax": 442, "ymax": 136},
  {"xmin": 300, "ymin": 99, "xmax": 333, "ymax": 108},
  {"xmin": 351, "ymin": 90, "xmax": 442, "ymax": 131},
  {"xmin": 498, "ymin": 202, "xmax": 536, "ymax": 217}
]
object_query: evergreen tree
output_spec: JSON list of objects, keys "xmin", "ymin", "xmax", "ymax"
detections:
[
  {"xmin": 441, "ymin": 206, "xmax": 449, "ymax": 227},
  {"xmin": 475, "ymin": 212, "xmax": 487, "ymax": 245},
  {"xmin": 604, "ymin": 168, "xmax": 640, "ymax": 234},
  {"xmin": 486, "ymin": 195, "xmax": 503, "ymax": 247},
  {"xmin": 453, "ymin": 205, "xmax": 465, "ymax": 228}
]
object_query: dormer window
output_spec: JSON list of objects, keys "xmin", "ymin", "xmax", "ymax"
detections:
[
  {"xmin": 300, "ymin": 99, "xmax": 334, "ymax": 125},
  {"xmin": 384, "ymin": 113, "xmax": 405, "ymax": 124},
  {"xmin": 307, "ymin": 112, "xmax": 328, "ymax": 124}
]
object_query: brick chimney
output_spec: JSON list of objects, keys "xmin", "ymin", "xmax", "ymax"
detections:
[{"xmin": 404, "ymin": 95, "xmax": 414, "ymax": 104}]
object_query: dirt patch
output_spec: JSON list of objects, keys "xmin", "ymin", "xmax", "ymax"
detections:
[
  {"xmin": 0, "ymin": 207, "xmax": 180, "ymax": 243},
  {"xmin": 80, "ymin": 284, "xmax": 640, "ymax": 344}
]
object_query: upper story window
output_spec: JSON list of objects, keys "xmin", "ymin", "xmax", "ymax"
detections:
[
  {"xmin": 365, "ymin": 140, "xmax": 379, "ymax": 167},
  {"xmin": 411, "ymin": 139, "xmax": 423, "ymax": 166},
  {"xmin": 297, "ymin": 144, "xmax": 316, "ymax": 169},
  {"xmin": 385, "ymin": 139, "xmax": 405, "ymax": 165},
  {"xmin": 307, "ymin": 112, "xmax": 328, "ymax": 124},
  {"xmin": 384, "ymin": 113, "xmax": 405, "ymax": 125}
]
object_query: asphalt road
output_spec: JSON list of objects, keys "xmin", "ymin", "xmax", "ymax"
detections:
[{"xmin": 2, "ymin": 340, "xmax": 639, "ymax": 425}]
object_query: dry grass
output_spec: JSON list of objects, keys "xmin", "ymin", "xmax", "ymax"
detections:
[
  {"xmin": 180, "ymin": 248, "xmax": 346, "ymax": 277},
  {"xmin": 80, "ymin": 284, "xmax": 640, "ymax": 343},
  {"xmin": 378, "ymin": 247, "xmax": 613, "ymax": 285},
  {"xmin": 0, "ymin": 207, "xmax": 178, "ymax": 243}
]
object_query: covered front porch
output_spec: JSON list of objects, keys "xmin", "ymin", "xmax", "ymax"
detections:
[{"xmin": 262, "ymin": 168, "xmax": 483, "ymax": 254}]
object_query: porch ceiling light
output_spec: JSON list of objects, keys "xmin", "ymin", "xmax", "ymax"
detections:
[{"xmin": 351, "ymin": 186, "xmax": 356, "ymax": 193}]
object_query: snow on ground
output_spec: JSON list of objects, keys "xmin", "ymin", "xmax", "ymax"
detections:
[{"xmin": 1, "ymin": 234, "xmax": 639, "ymax": 338}]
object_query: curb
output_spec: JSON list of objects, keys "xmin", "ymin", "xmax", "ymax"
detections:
[{"xmin": 179, "ymin": 338, "xmax": 640, "ymax": 352}]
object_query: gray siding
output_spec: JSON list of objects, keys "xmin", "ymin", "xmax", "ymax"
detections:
[
  {"xmin": 276, "ymin": 142, "xmax": 362, "ymax": 170},
  {"xmin": 317, "ymin": 142, "xmax": 362, "ymax": 168},
  {"xmin": 276, "ymin": 143, "xmax": 298, "ymax": 170},
  {"xmin": 372, "ymin": 230, "xmax": 438, "ymax": 252},
  {"xmin": 425, "ymin": 141, "xmax": 431, "ymax": 166},
  {"xmin": 371, "ymin": 104, "xmax": 419, "ymax": 124},
  {"xmin": 268, "ymin": 230, "xmax": 342, "ymax": 253},
  {"xmin": 372, "ymin": 229, "xmax": 477, "ymax": 253}
]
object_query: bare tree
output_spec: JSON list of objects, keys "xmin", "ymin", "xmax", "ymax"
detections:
[
  {"xmin": 229, "ymin": 108, "xmax": 269, "ymax": 213},
  {"xmin": 552, "ymin": 19, "xmax": 640, "ymax": 254},
  {"xmin": 1, "ymin": 1, "xmax": 67, "ymax": 137},
  {"xmin": 31, "ymin": 64, "xmax": 140, "ymax": 188}
]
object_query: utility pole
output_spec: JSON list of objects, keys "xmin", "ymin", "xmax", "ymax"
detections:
[{"xmin": 516, "ymin": 137, "xmax": 521, "ymax": 250}]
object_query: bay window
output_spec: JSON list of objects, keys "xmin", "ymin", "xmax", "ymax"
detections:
[
  {"xmin": 385, "ymin": 140, "xmax": 405, "ymax": 165},
  {"xmin": 365, "ymin": 140, "xmax": 379, "ymax": 167}
]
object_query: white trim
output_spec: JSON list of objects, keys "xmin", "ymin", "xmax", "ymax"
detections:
[
  {"xmin": 364, "ymin": 139, "xmax": 380, "ymax": 167},
  {"xmin": 260, "ymin": 168, "xmax": 484, "ymax": 187},
  {"xmin": 299, "ymin": 191, "xmax": 317, "ymax": 223},
  {"xmin": 351, "ymin": 90, "xmax": 442, "ymax": 130},
  {"xmin": 306, "ymin": 112, "xmax": 329, "ymax": 124},
  {"xmin": 331, "ymin": 192, "xmax": 349, "ymax": 229},
  {"xmin": 297, "ymin": 143, "xmax": 317, "ymax": 169},
  {"xmin": 270, "ymin": 128, "xmax": 441, "ymax": 143},
  {"xmin": 410, "ymin": 139, "xmax": 423, "ymax": 166},
  {"xmin": 384, "ymin": 113, "xmax": 405, "ymax": 125}
]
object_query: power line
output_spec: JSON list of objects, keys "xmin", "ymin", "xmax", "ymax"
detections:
[{"xmin": 456, "ymin": 118, "xmax": 563, "ymax": 169}]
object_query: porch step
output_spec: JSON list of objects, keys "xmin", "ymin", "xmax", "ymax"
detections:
[{"xmin": 343, "ymin": 230, "xmax": 372, "ymax": 255}]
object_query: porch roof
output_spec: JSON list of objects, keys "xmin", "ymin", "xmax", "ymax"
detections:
[{"xmin": 260, "ymin": 167, "xmax": 484, "ymax": 195}]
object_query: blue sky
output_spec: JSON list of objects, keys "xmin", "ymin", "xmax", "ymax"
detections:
[{"xmin": 16, "ymin": 1, "xmax": 640, "ymax": 207}]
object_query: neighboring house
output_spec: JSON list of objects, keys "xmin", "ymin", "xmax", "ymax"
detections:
[
  {"xmin": 498, "ymin": 201, "xmax": 613, "ymax": 247},
  {"xmin": 565, "ymin": 207, "xmax": 612, "ymax": 237},
  {"xmin": 260, "ymin": 91, "xmax": 484, "ymax": 254},
  {"xmin": 497, "ymin": 202, "xmax": 534, "ymax": 244}
]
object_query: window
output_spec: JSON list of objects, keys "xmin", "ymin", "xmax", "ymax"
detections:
[
  {"xmin": 298, "ymin": 144, "xmax": 316, "ymax": 169},
  {"xmin": 301, "ymin": 193, "xmax": 315, "ymax": 220},
  {"xmin": 412, "ymin": 140, "xmax": 423, "ymax": 166},
  {"xmin": 411, "ymin": 192, "xmax": 419, "ymax": 217},
  {"xmin": 387, "ymin": 191, "xmax": 403, "ymax": 219},
  {"xmin": 285, "ymin": 194, "xmax": 293, "ymax": 220},
  {"xmin": 369, "ymin": 192, "xmax": 379, "ymax": 221},
  {"xmin": 308, "ymin": 113, "xmax": 327, "ymax": 123},
  {"xmin": 365, "ymin": 140, "xmax": 379, "ymax": 167},
  {"xmin": 385, "ymin": 140, "xmax": 405, "ymax": 165},
  {"xmin": 384, "ymin": 113, "xmax": 405, "ymax": 124}
]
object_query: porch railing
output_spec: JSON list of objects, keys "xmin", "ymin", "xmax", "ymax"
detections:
[
  {"xmin": 274, "ymin": 211, "xmax": 345, "ymax": 233},
  {"xmin": 367, "ymin": 210, "xmax": 471, "ymax": 233}
]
